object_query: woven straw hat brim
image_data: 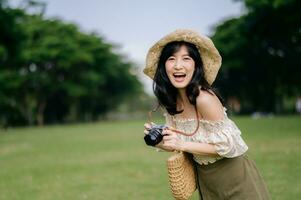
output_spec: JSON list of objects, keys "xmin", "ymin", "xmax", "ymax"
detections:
[{"xmin": 143, "ymin": 29, "xmax": 222, "ymax": 85}]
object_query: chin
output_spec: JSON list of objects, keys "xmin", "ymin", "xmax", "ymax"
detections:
[{"xmin": 171, "ymin": 82, "xmax": 189, "ymax": 89}]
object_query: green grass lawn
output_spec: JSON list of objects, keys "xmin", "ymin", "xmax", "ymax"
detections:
[{"xmin": 0, "ymin": 116, "xmax": 300, "ymax": 200}]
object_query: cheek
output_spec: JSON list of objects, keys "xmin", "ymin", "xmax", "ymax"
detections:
[
  {"xmin": 188, "ymin": 63, "xmax": 195, "ymax": 75},
  {"xmin": 165, "ymin": 64, "xmax": 173, "ymax": 75}
]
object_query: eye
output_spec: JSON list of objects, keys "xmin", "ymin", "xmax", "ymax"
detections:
[
  {"xmin": 167, "ymin": 57, "xmax": 175, "ymax": 61},
  {"xmin": 183, "ymin": 56, "xmax": 192, "ymax": 61}
]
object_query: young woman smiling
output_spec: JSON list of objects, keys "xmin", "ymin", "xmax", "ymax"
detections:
[{"xmin": 143, "ymin": 29, "xmax": 270, "ymax": 200}]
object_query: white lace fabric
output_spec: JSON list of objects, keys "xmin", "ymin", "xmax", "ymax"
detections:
[{"xmin": 164, "ymin": 107, "xmax": 248, "ymax": 165}]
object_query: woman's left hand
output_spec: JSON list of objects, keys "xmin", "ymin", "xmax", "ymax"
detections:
[{"xmin": 158, "ymin": 128, "xmax": 185, "ymax": 151}]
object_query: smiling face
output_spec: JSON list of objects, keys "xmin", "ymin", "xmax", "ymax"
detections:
[{"xmin": 165, "ymin": 45, "xmax": 195, "ymax": 89}]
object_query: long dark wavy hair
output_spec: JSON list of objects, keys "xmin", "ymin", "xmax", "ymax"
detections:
[{"xmin": 153, "ymin": 41, "xmax": 224, "ymax": 115}]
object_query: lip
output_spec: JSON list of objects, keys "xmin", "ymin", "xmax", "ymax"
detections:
[
  {"xmin": 173, "ymin": 73, "xmax": 186, "ymax": 78},
  {"xmin": 173, "ymin": 73, "xmax": 186, "ymax": 82}
]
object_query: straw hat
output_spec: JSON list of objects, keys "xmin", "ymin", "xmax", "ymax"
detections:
[{"xmin": 143, "ymin": 29, "xmax": 222, "ymax": 85}]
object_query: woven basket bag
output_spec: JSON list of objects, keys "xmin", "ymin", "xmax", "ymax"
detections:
[{"xmin": 167, "ymin": 151, "xmax": 197, "ymax": 200}]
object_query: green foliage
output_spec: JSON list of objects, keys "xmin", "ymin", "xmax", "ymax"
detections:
[
  {"xmin": 238, "ymin": 0, "xmax": 297, "ymax": 10},
  {"xmin": 0, "ymin": 3, "xmax": 143, "ymax": 126},
  {"xmin": 213, "ymin": 0, "xmax": 301, "ymax": 113}
]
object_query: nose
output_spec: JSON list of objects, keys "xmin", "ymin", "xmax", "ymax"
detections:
[{"xmin": 174, "ymin": 59, "xmax": 183, "ymax": 69}]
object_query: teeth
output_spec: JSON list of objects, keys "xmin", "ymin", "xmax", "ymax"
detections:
[{"xmin": 173, "ymin": 73, "xmax": 186, "ymax": 76}]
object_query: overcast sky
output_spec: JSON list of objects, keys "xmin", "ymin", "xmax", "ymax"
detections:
[{"xmin": 12, "ymin": 0, "xmax": 245, "ymax": 93}]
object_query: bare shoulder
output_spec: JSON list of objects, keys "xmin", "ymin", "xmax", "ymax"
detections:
[{"xmin": 196, "ymin": 89, "xmax": 224, "ymax": 121}]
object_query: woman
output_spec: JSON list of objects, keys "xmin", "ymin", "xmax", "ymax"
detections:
[{"xmin": 143, "ymin": 29, "xmax": 270, "ymax": 200}]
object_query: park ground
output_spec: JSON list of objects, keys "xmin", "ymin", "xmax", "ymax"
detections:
[{"xmin": 0, "ymin": 116, "xmax": 300, "ymax": 200}]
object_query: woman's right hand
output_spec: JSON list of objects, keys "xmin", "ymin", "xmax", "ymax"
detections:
[
  {"xmin": 143, "ymin": 122, "xmax": 155, "ymax": 135},
  {"xmin": 144, "ymin": 123, "xmax": 174, "ymax": 152}
]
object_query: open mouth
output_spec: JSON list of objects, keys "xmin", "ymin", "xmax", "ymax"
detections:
[
  {"xmin": 173, "ymin": 73, "xmax": 186, "ymax": 82},
  {"xmin": 173, "ymin": 73, "xmax": 186, "ymax": 78}
]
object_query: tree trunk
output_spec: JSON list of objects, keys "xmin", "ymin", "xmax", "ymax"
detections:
[{"xmin": 37, "ymin": 101, "xmax": 46, "ymax": 126}]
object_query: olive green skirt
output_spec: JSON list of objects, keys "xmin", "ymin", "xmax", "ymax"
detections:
[{"xmin": 195, "ymin": 154, "xmax": 271, "ymax": 200}]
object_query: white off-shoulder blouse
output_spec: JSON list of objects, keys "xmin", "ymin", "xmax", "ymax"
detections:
[{"xmin": 164, "ymin": 107, "xmax": 248, "ymax": 165}]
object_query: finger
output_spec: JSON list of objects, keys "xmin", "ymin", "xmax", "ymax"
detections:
[
  {"xmin": 161, "ymin": 142, "xmax": 175, "ymax": 149},
  {"xmin": 162, "ymin": 140, "xmax": 177, "ymax": 147},
  {"xmin": 163, "ymin": 135, "xmax": 177, "ymax": 141},
  {"xmin": 162, "ymin": 129, "xmax": 177, "ymax": 136},
  {"xmin": 167, "ymin": 126, "xmax": 177, "ymax": 132},
  {"xmin": 156, "ymin": 142, "xmax": 168, "ymax": 150},
  {"xmin": 144, "ymin": 130, "xmax": 149, "ymax": 135},
  {"xmin": 156, "ymin": 142, "xmax": 173, "ymax": 151},
  {"xmin": 144, "ymin": 123, "xmax": 152, "ymax": 130}
]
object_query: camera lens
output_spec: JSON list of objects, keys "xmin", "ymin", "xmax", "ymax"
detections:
[{"xmin": 144, "ymin": 128, "xmax": 163, "ymax": 146}]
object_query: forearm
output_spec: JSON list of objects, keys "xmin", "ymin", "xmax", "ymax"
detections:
[{"xmin": 181, "ymin": 141, "xmax": 218, "ymax": 156}]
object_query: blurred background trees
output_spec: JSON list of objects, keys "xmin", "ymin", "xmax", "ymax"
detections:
[
  {"xmin": 212, "ymin": 0, "xmax": 301, "ymax": 114},
  {"xmin": 0, "ymin": 0, "xmax": 147, "ymax": 127},
  {"xmin": 0, "ymin": 0, "xmax": 300, "ymax": 127}
]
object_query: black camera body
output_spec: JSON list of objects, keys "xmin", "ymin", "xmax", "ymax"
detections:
[{"xmin": 144, "ymin": 124, "xmax": 168, "ymax": 146}]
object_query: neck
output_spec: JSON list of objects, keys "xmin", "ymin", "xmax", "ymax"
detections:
[{"xmin": 177, "ymin": 88, "xmax": 190, "ymax": 107}]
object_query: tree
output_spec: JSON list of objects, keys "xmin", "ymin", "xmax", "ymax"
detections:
[
  {"xmin": 212, "ymin": 0, "xmax": 301, "ymax": 113},
  {"xmin": 0, "ymin": 2, "xmax": 143, "ymax": 126}
]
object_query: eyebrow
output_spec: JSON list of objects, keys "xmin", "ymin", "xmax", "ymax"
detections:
[{"xmin": 170, "ymin": 53, "xmax": 190, "ymax": 57}]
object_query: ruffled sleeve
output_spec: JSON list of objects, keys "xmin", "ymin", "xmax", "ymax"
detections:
[{"xmin": 201, "ymin": 119, "xmax": 248, "ymax": 158}]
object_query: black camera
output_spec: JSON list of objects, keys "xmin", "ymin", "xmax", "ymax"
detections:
[{"xmin": 144, "ymin": 124, "xmax": 168, "ymax": 146}]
